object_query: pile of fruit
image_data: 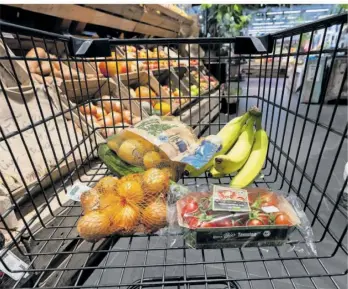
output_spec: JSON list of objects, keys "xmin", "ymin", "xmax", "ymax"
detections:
[
  {"xmin": 26, "ymin": 47, "xmax": 96, "ymax": 84},
  {"xmin": 118, "ymin": 46, "xmax": 178, "ymax": 71},
  {"xmin": 134, "ymin": 85, "xmax": 171, "ymax": 116},
  {"xmin": 162, "ymin": 85, "xmax": 190, "ymax": 106},
  {"xmin": 177, "ymin": 189, "xmax": 294, "ymax": 229},
  {"xmin": 78, "ymin": 95, "xmax": 141, "ymax": 137},
  {"xmin": 77, "ymin": 168, "xmax": 170, "ymax": 241},
  {"xmin": 189, "ymin": 85, "xmax": 199, "ymax": 96},
  {"xmin": 99, "ymin": 51, "xmax": 138, "ymax": 77},
  {"xmin": 190, "ymin": 70, "xmax": 218, "ymax": 92},
  {"xmin": 186, "ymin": 107, "xmax": 269, "ymax": 189}
]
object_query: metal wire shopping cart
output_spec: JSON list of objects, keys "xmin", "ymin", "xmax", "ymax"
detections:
[{"xmin": 0, "ymin": 13, "xmax": 347, "ymax": 289}]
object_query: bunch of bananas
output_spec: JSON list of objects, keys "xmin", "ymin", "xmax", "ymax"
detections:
[{"xmin": 185, "ymin": 107, "xmax": 269, "ymax": 188}]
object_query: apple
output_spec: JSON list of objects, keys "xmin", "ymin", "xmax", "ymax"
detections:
[
  {"xmin": 172, "ymin": 88, "xmax": 180, "ymax": 97},
  {"xmin": 99, "ymin": 60, "xmax": 116, "ymax": 77},
  {"xmin": 190, "ymin": 85, "xmax": 199, "ymax": 96}
]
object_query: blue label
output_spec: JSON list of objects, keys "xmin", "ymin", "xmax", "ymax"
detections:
[{"xmin": 181, "ymin": 139, "xmax": 222, "ymax": 169}]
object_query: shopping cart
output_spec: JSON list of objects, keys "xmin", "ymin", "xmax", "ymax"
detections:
[{"xmin": 0, "ymin": 13, "xmax": 347, "ymax": 289}]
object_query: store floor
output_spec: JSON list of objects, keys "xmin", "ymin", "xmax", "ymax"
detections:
[{"xmin": 84, "ymin": 78, "xmax": 347, "ymax": 289}]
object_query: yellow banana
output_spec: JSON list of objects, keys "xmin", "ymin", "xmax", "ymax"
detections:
[
  {"xmin": 230, "ymin": 120, "xmax": 268, "ymax": 188},
  {"xmin": 213, "ymin": 117, "xmax": 255, "ymax": 175},
  {"xmin": 185, "ymin": 112, "xmax": 250, "ymax": 177},
  {"xmin": 209, "ymin": 167, "xmax": 226, "ymax": 178}
]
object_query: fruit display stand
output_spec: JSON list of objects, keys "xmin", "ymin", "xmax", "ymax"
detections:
[
  {"xmin": 152, "ymin": 67, "xmax": 192, "ymax": 113},
  {"xmin": 184, "ymin": 66, "xmax": 220, "ymax": 96},
  {"xmin": 119, "ymin": 70, "xmax": 180, "ymax": 116}
]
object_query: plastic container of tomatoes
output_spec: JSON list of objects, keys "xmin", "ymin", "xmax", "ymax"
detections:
[{"xmin": 173, "ymin": 185, "xmax": 314, "ymax": 250}]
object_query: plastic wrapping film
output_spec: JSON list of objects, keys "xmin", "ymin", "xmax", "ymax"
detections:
[{"xmin": 167, "ymin": 184, "xmax": 317, "ymax": 255}]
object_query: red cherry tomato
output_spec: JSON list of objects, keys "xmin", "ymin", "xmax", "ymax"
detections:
[
  {"xmin": 214, "ymin": 218, "xmax": 233, "ymax": 227},
  {"xmin": 248, "ymin": 192, "xmax": 258, "ymax": 204},
  {"xmin": 246, "ymin": 218, "xmax": 264, "ymax": 226},
  {"xmin": 274, "ymin": 212, "xmax": 292, "ymax": 226},
  {"xmin": 201, "ymin": 221, "xmax": 214, "ymax": 228},
  {"xmin": 258, "ymin": 213, "xmax": 270, "ymax": 225},
  {"xmin": 185, "ymin": 216, "xmax": 200, "ymax": 229},
  {"xmin": 251, "ymin": 192, "xmax": 278, "ymax": 208},
  {"xmin": 181, "ymin": 198, "xmax": 198, "ymax": 216},
  {"xmin": 260, "ymin": 192, "xmax": 278, "ymax": 206}
]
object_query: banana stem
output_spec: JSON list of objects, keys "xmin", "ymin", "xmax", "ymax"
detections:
[
  {"xmin": 249, "ymin": 106, "xmax": 262, "ymax": 118},
  {"xmin": 255, "ymin": 116, "xmax": 262, "ymax": 131}
]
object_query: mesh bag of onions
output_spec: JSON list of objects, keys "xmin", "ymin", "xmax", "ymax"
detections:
[{"xmin": 77, "ymin": 169, "xmax": 170, "ymax": 242}]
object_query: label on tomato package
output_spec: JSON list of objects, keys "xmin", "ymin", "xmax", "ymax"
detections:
[
  {"xmin": 212, "ymin": 185, "xmax": 250, "ymax": 212},
  {"xmin": 194, "ymin": 226, "xmax": 293, "ymax": 249}
]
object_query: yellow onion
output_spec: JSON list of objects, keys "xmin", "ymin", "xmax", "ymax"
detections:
[
  {"xmin": 142, "ymin": 168, "xmax": 170, "ymax": 202},
  {"xmin": 77, "ymin": 210, "xmax": 111, "ymax": 242},
  {"xmin": 117, "ymin": 180, "xmax": 144, "ymax": 205},
  {"xmin": 95, "ymin": 176, "xmax": 118, "ymax": 194},
  {"xmin": 121, "ymin": 173, "xmax": 143, "ymax": 184},
  {"xmin": 109, "ymin": 201, "xmax": 140, "ymax": 233},
  {"xmin": 142, "ymin": 199, "xmax": 167, "ymax": 230},
  {"xmin": 80, "ymin": 189, "xmax": 100, "ymax": 213}
]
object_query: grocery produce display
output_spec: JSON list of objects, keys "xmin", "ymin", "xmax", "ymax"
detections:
[
  {"xmin": 77, "ymin": 168, "xmax": 169, "ymax": 242},
  {"xmin": 78, "ymin": 95, "xmax": 141, "ymax": 137},
  {"xmin": 188, "ymin": 69, "xmax": 219, "ymax": 93},
  {"xmin": 25, "ymin": 47, "xmax": 96, "ymax": 84},
  {"xmin": 97, "ymin": 46, "xmax": 220, "ymax": 117}
]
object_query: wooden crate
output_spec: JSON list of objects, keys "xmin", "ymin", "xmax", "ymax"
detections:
[
  {"xmin": 152, "ymin": 67, "xmax": 201, "ymax": 115},
  {"xmin": 59, "ymin": 77, "xmax": 118, "ymax": 103},
  {"xmin": 119, "ymin": 70, "xmax": 180, "ymax": 116},
  {"xmin": 9, "ymin": 4, "xmax": 181, "ymax": 38},
  {"xmin": 58, "ymin": 76, "xmax": 144, "ymax": 139},
  {"xmin": 184, "ymin": 66, "xmax": 219, "ymax": 95},
  {"xmin": 180, "ymin": 93, "xmax": 220, "ymax": 127}
]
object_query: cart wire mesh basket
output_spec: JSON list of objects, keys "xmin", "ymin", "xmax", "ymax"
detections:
[{"xmin": 0, "ymin": 13, "xmax": 347, "ymax": 289}]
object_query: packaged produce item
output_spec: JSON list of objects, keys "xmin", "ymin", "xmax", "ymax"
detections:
[
  {"xmin": 106, "ymin": 116, "xmax": 223, "ymax": 180},
  {"xmin": 77, "ymin": 169, "xmax": 170, "ymax": 242},
  {"xmin": 168, "ymin": 184, "xmax": 316, "ymax": 253}
]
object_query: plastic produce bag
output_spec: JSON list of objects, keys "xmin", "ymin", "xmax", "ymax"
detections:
[
  {"xmin": 168, "ymin": 184, "xmax": 317, "ymax": 255},
  {"xmin": 106, "ymin": 116, "xmax": 222, "ymax": 180}
]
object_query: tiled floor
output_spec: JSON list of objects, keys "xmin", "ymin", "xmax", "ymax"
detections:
[{"xmin": 84, "ymin": 78, "xmax": 347, "ymax": 289}]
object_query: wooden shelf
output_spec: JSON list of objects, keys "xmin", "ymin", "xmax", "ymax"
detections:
[{"xmin": 7, "ymin": 4, "xmax": 195, "ymax": 38}]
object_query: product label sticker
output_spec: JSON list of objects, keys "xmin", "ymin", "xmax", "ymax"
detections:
[
  {"xmin": 0, "ymin": 250, "xmax": 29, "ymax": 281},
  {"xmin": 67, "ymin": 182, "xmax": 91, "ymax": 202},
  {"xmin": 212, "ymin": 185, "xmax": 250, "ymax": 212},
  {"xmin": 261, "ymin": 206, "xmax": 279, "ymax": 213},
  {"xmin": 181, "ymin": 135, "xmax": 222, "ymax": 169}
]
